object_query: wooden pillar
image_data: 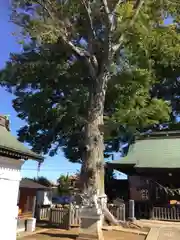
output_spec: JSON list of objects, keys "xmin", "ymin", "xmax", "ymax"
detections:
[
  {"xmin": 128, "ymin": 199, "xmax": 136, "ymax": 222},
  {"xmin": 32, "ymin": 196, "xmax": 37, "ymax": 218}
]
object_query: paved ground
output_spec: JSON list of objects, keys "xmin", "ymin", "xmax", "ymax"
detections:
[
  {"xmin": 137, "ymin": 220, "xmax": 180, "ymax": 240},
  {"xmin": 104, "ymin": 230, "xmax": 146, "ymax": 240},
  {"xmin": 21, "ymin": 229, "xmax": 146, "ymax": 240},
  {"xmin": 20, "ymin": 225, "xmax": 180, "ymax": 240},
  {"xmin": 158, "ymin": 227, "xmax": 180, "ymax": 240},
  {"xmin": 146, "ymin": 227, "xmax": 180, "ymax": 240}
]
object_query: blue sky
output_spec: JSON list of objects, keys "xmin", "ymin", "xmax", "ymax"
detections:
[
  {"xmin": 1, "ymin": 1, "xmax": 172, "ymax": 182},
  {"xmin": 0, "ymin": 0, "xmax": 81, "ymax": 182},
  {"xmin": 0, "ymin": 0, "xmax": 125, "ymax": 182}
]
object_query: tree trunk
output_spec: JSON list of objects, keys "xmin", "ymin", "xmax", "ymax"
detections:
[{"xmin": 80, "ymin": 74, "xmax": 108, "ymax": 195}]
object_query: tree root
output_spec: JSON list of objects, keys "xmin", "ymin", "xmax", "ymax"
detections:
[
  {"xmin": 124, "ymin": 221, "xmax": 142, "ymax": 229},
  {"xmin": 103, "ymin": 206, "xmax": 120, "ymax": 226},
  {"xmin": 103, "ymin": 207, "xmax": 141, "ymax": 229}
]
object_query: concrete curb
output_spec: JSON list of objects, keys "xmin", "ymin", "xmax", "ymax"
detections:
[
  {"xmin": 145, "ymin": 228, "xmax": 159, "ymax": 240},
  {"xmin": 136, "ymin": 220, "xmax": 180, "ymax": 226},
  {"xmin": 102, "ymin": 226, "xmax": 148, "ymax": 236}
]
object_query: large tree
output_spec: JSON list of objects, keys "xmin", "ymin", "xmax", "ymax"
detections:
[{"xmin": 1, "ymin": 0, "xmax": 180, "ymax": 196}]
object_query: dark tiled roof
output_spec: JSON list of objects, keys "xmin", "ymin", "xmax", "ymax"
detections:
[
  {"xmin": 20, "ymin": 179, "xmax": 49, "ymax": 189},
  {"xmin": 0, "ymin": 115, "xmax": 43, "ymax": 161}
]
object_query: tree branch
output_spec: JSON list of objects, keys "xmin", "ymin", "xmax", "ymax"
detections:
[
  {"xmin": 97, "ymin": 0, "xmax": 112, "ymax": 76},
  {"xmin": 102, "ymin": 0, "xmax": 111, "ymax": 26},
  {"xmin": 60, "ymin": 34, "xmax": 90, "ymax": 57},
  {"xmin": 63, "ymin": 39, "xmax": 96, "ymax": 79},
  {"xmin": 112, "ymin": 0, "xmax": 124, "ymax": 12},
  {"xmin": 112, "ymin": 0, "xmax": 145, "ymax": 56},
  {"xmin": 80, "ymin": 0, "xmax": 98, "ymax": 71},
  {"xmin": 31, "ymin": 1, "xmax": 88, "ymax": 55},
  {"xmin": 33, "ymin": 0, "xmax": 97, "ymax": 79},
  {"xmin": 81, "ymin": 0, "xmax": 96, "ymax": 39},
  {"xmin": 33, "ymin": 0, "xmax": 54, "ymax": 19}
]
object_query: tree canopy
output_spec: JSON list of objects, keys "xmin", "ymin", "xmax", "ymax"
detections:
[
  {"xmin": 34, "ymin": 176, "xmax": 52, "ymax": 187},
  {"xmin": 0, "ymin": 0, "xmax": 180, "ymax": 194},
  {"xmin": 1, "ymin": 1, "xmax": 179, "ymax": 162}
]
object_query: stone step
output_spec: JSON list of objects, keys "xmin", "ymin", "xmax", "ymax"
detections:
[
  {"xmin": 146, "ymin": 228, "xmax": 159, "ymax": 240},
  {"xmin": 137, "ymin": 220, "xmax": 180, "ymax": 225},
  {"xmin": 139, "ymin": 219, "xmax": 180, "ymax": 224},
  {"xmin": 136, "ymin": 220, "xmax": 180, "ymax": 229}
]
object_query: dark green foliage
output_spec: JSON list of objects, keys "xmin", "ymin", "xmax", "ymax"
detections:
[
  {"xmin": 1, "ymin": 0, "xmax": 180, "ymax": 162},
  {"xmin": 57, "ymin": 174, "xmax": 72, "ymax": 196},
  {"xmin": 34, "ymin": 176, "xmax": 52, "ymax": 187}
]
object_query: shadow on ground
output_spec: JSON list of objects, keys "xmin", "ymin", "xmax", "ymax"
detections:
[{"xmin": 38, "ymin": 232, "xmax": 78, "ymax": 239}]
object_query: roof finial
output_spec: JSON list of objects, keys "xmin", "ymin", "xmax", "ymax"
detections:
[{"xmin": 0, "ymin": 115, "xmax": 10, "ymax": 131}]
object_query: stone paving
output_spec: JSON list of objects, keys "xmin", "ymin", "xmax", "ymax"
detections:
[
  {"xmin": 158, "ymin": 227, "xmax": 180, "ymax": 240},
  {"xmin": 20, "ymin": 229, "xmax": 146, "ymax": 240},
  {"xmin": 147, "ymin": 227, "xmax": 180, "ymax": 240},
  {"xmin": 19, "ymin": 226, "xmax": 180, "ymax": 240}
]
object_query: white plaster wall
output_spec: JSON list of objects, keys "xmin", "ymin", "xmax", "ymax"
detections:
[
  {"xmin": 0, "ymin": 156, "xmax": 24, "ymax": 240},
  {"xmin": 37, "ymin": 190, "xmax": 52, "ymax": 205}
]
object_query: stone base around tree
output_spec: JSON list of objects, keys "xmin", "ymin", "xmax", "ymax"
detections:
[
  {"xmin": 128, "ymin": 217, "xmax": 136, "ymax": 222},
  {"xmin": 75, "ymin": 193, "xmax": 107, "ymax": 240},
  {"xmin": 77, "ymin": 211, "xmax": 104, "ymax": 240}
]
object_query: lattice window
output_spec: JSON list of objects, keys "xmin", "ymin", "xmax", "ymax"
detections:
[{"xmin": 140, "ymin": 189, "xmax": 149, "ymax": 200}]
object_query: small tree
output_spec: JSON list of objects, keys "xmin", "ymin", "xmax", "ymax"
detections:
[{"xmin": 57, "ymin": 174, "xmax": 72, "ymax": 196}]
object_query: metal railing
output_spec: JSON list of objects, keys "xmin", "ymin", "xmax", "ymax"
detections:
[{"xmin": 152, "ymin": 206, "xmax": 180, "ymax": 221}]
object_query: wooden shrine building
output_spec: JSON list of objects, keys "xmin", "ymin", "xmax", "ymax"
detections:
[{"xmin": 107, "ymin": 131, "xmax": 180, "ymax": 221}]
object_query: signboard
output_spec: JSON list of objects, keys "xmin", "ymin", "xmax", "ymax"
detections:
[{"xmin": 129, "ymin": 176, "xmax": 150, "ymax": 201}]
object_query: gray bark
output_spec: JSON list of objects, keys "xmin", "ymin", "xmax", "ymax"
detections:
[{"xmin": 80, "ymin": 74, "xmax": 108, "ymax": 195}]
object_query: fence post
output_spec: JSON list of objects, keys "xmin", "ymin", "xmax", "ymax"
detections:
[
  {"xmin": 128, "ymin": 199, "xmax": 136, "ymax": 222},
  {"xmin": 36, "ymin": 206, "xmax": 40, "ymax": 221},
  {"xmin": 150, "ymin": 206, "xmax": 154, "ymax": 220},
  {"xmin": 68, "ymin": 203, "xmax": 72, "ymax": 229},
  {"xmin": 122, "ymin": 204, "xmax": 126, "ymax": 222},
  {"xmin": 49, "ymin": 208, "xmax": 53, "ymax": 226}
]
